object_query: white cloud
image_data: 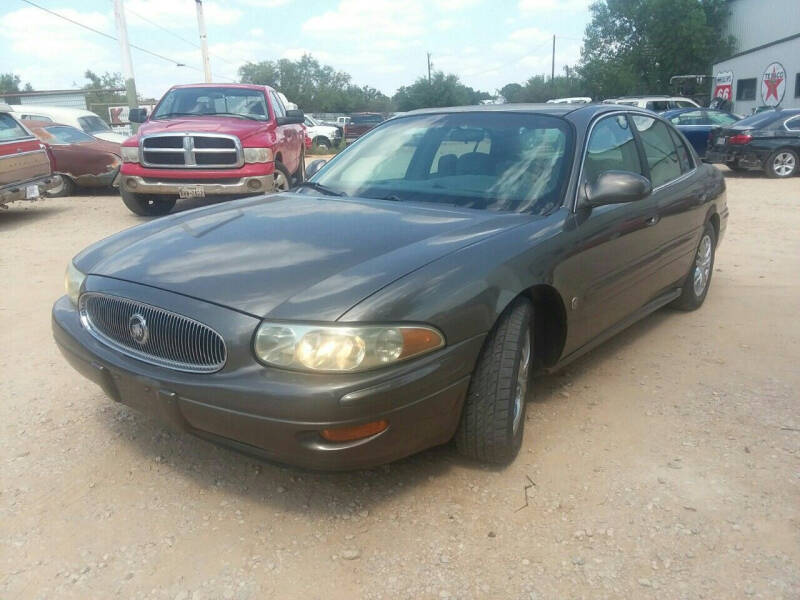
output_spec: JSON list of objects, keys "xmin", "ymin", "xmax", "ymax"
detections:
[
  {"xmin": 303, "ymin": 0, "xmax": 426, "ymax": 41},
  {"xmin": 434, "ymin": 0, "xmax": 481, "ymax": 9},
  {"xmin": 238, "ymin": 0, "xmax": 293, "ymax": 6},
  {"xmin": 126, "ymin": 0, "xmax": 243, "ymax": 27},
  {"xmin": 518, "ymin": 0, "xmax": 590, "ymax": 11}
]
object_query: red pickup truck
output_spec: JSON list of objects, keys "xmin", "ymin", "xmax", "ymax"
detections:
[
  {"xmin": 119, "ymin": 83, "xmax": 305, "ymax": 216},
  {"xmin": 1, "ymin": 105, "xmax": 60, "ymax": 208}
]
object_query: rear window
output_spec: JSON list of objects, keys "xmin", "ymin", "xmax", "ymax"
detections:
[
  {"xmin": 735, "ymin": 111, "xmax": 785, "ymax": 128},
  {"xmin": 0, "ymin": 113, "xmax": 31, "ymax": 142},
  {"xmin": 44, "ymin": 125, "xmax": 95, "ymax": 144},
  {"xmin": 351, "ymin": 114, "xmax": 383, "ymax": 125}
]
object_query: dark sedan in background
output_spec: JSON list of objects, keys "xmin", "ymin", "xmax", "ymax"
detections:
[
  {"xmin": 26, "ymin": 120, "xmax": 121, "ymax": 196},
  {"xmin": 53, "ymin": 104, "xmax": 727, "ymax": 470},
  {"xmin": 662, "ymin": 108, "xmax": 740, "ymax": 160},
  {"xmin": 707, "ymin": 109, "xmax": 800, "ymax": 177}
]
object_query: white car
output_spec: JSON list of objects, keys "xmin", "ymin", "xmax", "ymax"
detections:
[
  {"xmin": 603, "ymin": 96, "xmax": 700, "ymax": 112},
  {"xmin": 10, "ymin": 105, "xmax": 127, "ymax": 143},
  {"xmin": 546, "ymin": 97, "xmax": 592, "ymax": 104},
  {"xmin": 304, "ymin": 114, "xmax": 343, "ymax": 150}
]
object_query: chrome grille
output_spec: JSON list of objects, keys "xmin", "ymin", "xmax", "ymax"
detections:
[
  {"xmin": 140, "ymin": 133, "xmax": 242, "ymax": 169},
  {"xmin": 79, "ymin": 293, "xmax": 226, "ymax": 373}
]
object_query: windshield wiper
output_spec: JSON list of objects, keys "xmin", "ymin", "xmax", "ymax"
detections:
[
  {"xmin": 294, "ymin": 181, "xmax": 347, "ymax": 197},
  {"xmin": 214, "ymin": 112, "xmax": 262, "ymax": 121}
]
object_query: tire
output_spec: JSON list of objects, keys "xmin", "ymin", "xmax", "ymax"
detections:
[
  {"xmin": 764, "ymin": 149, "xmax": 798, "ymax": 178},
  {"xmin": 456, "ymin": 297, "xmax": 532, "ymax": 464},
  {"xmin": 120, "ymin": 189, "xmax": 176, "ymax": 216},
  {"xmin": 313, "ymin": 137, "xmax": 330, "ymax": 151},
  {"xmin": 47, "ymin": 175, "xmax": 75, "ymax": 197},
  {"xmin": 671, "ymin": 222, "xmax": 716, "ymax": 311},
  {"xmin": 273, "ymin": 161, "xmax": 292, "ymax": 192},
  {"xmin": 293, "ymin": 148, "xmax": 306, "ymax": 186},
  {"xmin": 725, "ymin": 160, "xmax": 748, "ymax": 173}
]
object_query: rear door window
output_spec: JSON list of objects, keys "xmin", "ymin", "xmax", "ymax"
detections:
[{"xmin": 631, "ymin": 116, "xmax": 682, "ymax": 187}]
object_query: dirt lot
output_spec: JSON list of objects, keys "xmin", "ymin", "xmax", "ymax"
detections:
[{"xmin": 2, "ymin": 170, "xmax": 799, "ymax": 600}]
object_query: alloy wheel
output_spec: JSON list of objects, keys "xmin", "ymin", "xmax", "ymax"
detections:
[
  {"xmin": 773, "ymin": 152, "xmax": 796, "ymax": 177},
  {"xmin": 693, "ymin": 234, "xmax": 713, "ymax": 297},
  {"xmin": 512, "ymin": 330, "xmax": 531, "ymax": 435}
]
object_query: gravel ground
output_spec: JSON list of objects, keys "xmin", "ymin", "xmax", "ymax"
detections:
[{"xmin": 2, "ymin": 169, "xmax": 799, "ymax": 599}]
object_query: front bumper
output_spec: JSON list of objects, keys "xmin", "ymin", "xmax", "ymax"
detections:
[
  {"xmin": 52, "ymin": 286, "xmax": 480, "ymax": 470},
  {"xmin": 121, "ymin": 174, "xmax": 273, "ymax": 196},
  {"xmin": 0, "ymin": 174, "xmax": 61, "ymax": 207}
]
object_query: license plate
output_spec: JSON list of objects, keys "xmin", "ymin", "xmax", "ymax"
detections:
[
  {"xmin": 25, "ymin": 184, "xmax": 40, "ymax": 199},
  {"xmin": 715, "ymin": 137, "xmax": 725, "ymax": 146},
  {"xmin": 178, "ymin": 186, "xmax": 205, "ymax": 199}
]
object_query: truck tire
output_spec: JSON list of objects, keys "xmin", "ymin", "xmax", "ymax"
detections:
[
  {"xmin": 313, "ymin": 137, "xmax": 330, "ymax": 151},
  {"xmin": 273, "ymin": 162, "xmax": 292, "ymax": 192},
  {"xmin": 455, "ymin": 297, "xmax": 532, "ymax": 464},
  {"xmin": 121, "ymin": 189, "xmax": 176, "ymax": 216}
]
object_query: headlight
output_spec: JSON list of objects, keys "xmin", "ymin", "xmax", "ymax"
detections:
[
  {"xmin": 120, "ymin": 146, "xmax": 139, "ymax": 163},
  {"xmin": 65, "ymin": 262, "xmax": 86, "ymax": 306},
  {"xmin": 243, "ymin": 147, "xmax": 273, "ymax": 163},
  {"xmin": 253, "ymin": 323, "xmax": 445, "ymax": 372}
]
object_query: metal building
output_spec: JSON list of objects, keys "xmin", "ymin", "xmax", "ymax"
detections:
[{"xmin": 711, "ymin": 0, "xmax": 800, "ymax": 114}]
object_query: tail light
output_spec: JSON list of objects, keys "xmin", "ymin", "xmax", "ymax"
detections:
[{"xmin": 728, "ymin": 134, "xmax": 752, "ymax": 145}]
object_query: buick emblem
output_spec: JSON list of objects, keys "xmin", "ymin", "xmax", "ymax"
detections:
[{"xmin": 128, "ymin": 313, "xmax": 149, "ymax": 345}]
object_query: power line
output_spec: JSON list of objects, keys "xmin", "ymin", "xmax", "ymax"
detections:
[
  {"xmin": 17, "ymin": 0, "xmax": 238, "ymax": 82},
  {"xmin": 465, "ymin": 38, "xmax": 553, "ymax": 78}
]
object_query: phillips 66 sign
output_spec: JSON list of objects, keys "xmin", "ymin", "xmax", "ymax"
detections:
[{"xmin": 713, "ymin": 71, "xmax": 733, "ymax": 101}]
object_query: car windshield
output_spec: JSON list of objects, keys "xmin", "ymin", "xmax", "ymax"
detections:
[
  {"xmin": 152, "ymin": 87, "xmax": 269, "ymax": 121},
  {"xmin": 44, "ymin": 125, "xmax": 95, "ymax": 144},
  {"xmin": 78, "ymin": 115, "xmax": 112, "ymax": 134},
  {"xmin": 309, "ymin": 112, "xmax": 572, "ymax": 215}
]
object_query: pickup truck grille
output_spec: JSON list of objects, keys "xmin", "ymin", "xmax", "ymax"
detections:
[
  {"xmin": 80, "ymin": 293, "xmax": 227, "ymax": 373},
  {"xmin": 140, "ymin": 133, "xmax": 243, "ymax": 169}
]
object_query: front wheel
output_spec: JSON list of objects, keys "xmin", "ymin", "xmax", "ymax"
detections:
[
  {"xmin": 455, "ymin": 297, "xmax": 532, "ymax": 464},
  {"xmin": 671, "ymin": 222, "xmax": 716, "ymax": 311},
  {"xmin": 273, "ymin": 161, "xmax": 292, "ymax": 192},
  {"xmin": 120, "ymin": 189, "xmax": 176, "ymax": 216},
  {"xmin": 765, "ymin": 149, "xmax": 798, "ymax": 178}
]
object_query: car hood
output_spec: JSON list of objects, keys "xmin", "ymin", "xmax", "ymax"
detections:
[
  {"xmin": 138, "ymin": 116, "xmax": 266, "ymax": 141},
  {"xmin": 75, "ymin": 194, "xmax": 526, "ymax": 320}
]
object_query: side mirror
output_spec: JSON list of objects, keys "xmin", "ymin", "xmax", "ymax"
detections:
[
  {"xmin": 276, "ymin": 109, "xmax": 305, "ymax": 126},
  {"xmin": 129, "ymin": 108, "xmax": 147, "ymax": 123},
  {"xmin": 583, "ymin": 171, "xmax": 652, "ymax": 207},
  {"xmin": 305, "ymin": 159, "xmax": 327, "ymax": 178}
]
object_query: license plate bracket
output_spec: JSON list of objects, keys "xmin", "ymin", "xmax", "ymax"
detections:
[{"xmin": 25, "ymin": 184, "xmax": 40, "ymax": 199}]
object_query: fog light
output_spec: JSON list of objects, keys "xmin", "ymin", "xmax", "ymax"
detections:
[
  {"xmin": 247, "ymin": 178, "xmax": 262, "ymax": 190},
  {"xmin": 126, "ymin": 178, "xmax": 137, "ymax": 189},
  {"xmin": 321, "ymin": 420, "xmax": 388, "ymax": 443}
]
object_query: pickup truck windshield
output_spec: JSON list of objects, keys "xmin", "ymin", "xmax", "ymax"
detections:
[
  {"xmin": 152, "ymin": 87, "xmax": 269, "ymax": 121},
  {"xmin": 309, "ymin": 112, "xmax": 572, "ymax": 215}
]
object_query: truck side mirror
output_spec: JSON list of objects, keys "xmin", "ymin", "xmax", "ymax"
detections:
[
  {"xmin": 277, "ymin": 109, "xmax": 305, "ymax": 126},
  {"xmin": 129, "ymin": 108, "xmax": 148, "ymax": 123}
]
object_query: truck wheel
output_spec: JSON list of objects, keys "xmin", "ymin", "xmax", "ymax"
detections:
[
  {"xmin": 455, "ymin": 297, "xmax": 532, "ymax": 464},
  {"xmin": 273, "ymin": 161, "xmax": 292, "ymax": 192},
  {"xmin": 47, "ymin": 176, "xmax": 75, "ymax": 197},
  {"xmin": 120, "ymin": 189, "xmax": 176, "ymax": 216},
  {"xmin": 313, "ymin": 137, "xmax": 330, "ymax": 151},
  {"xmin": 765, "ymin": 149, "xmax": 798, "ymax": 178}
]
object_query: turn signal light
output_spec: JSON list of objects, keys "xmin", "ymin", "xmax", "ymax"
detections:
[
  {"xmin": 728, "ymin": 134, "xmax": 752, "ymax": 145},
  {"xmin": 321, "ymin": 420, "xmax": 388, "ymax": 443}
]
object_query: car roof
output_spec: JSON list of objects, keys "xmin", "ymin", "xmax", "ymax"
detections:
[
  {"xmin": 170, "ymin": 83, "xmax": 273, "ymax": 93},
  {"xmin": 10, "ymin": 105, "xmax": 99, "ymax": 118},
  {"xmin": 400, "ymin": 103, "xmax": 654, "ymax": 119}
]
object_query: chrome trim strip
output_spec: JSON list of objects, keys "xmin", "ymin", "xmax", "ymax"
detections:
[{"xmin": 79, "ymin": 292, "xmax": 227, "ymax": 373}]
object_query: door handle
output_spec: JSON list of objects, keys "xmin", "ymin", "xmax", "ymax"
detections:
[{"xmin": 645, "ymin": 215, "xmax": 660, "ymax": 226}]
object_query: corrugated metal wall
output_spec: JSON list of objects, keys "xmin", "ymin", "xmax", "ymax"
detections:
[
  {"xmin": 726, "ymin": 0, "xmax": 800, "ymax": 54},
  {"xmin": 20, "ymin": 94, "xmax": 87, "ymax": 109}
]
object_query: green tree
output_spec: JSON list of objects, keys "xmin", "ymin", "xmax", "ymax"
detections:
[
  {"xmin": 579, "ymin": 0, "xmax": 735, "ymax": 99},
  {"xmin": 81, "ymin": 70, "xmax": 128, "ymax": 123},
  {"xmin": 239, "ymin": 54, "xmax": 391, "ymax": 113},
  {"xmin": 392, "ymin": 72, "xmax": 490, "ymax": 111},
  {"xmin": 0, "ymin": 73, "xmax": 33, "ymax": 99},
  {"xmin": 501, "ymin": 67, "xmax": 588, "ymax": 103}
]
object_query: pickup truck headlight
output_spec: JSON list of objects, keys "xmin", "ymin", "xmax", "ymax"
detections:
[
  {"xmin": 243, "ymin": 147, "xmax": 273, "ymax": 163},
  {"xmin": 120, "ymin": 146, "xmax": 139, "ymax": 163},
  {"xmin": 253, "ymin": 323, "xmax": 445, "ymax": 372},
  {"xmin": 65, "ymin": 262, "xmax": 86, "ymax": 306}
]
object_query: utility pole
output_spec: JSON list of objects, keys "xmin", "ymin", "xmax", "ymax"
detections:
[
  {"xmin": 113, "ymin": 0, "xmax": 139, "ymax": 133},
  {"xmin": 551, "ymin": 35, "xmax": 556, "ymax": 82},
  {"xmin": 427, "ymin": 52, "xmax": 432, "ymax": 84},
  {"xmin": 196, "ymin": 0, "xmax": 212, "ymax": 83}
]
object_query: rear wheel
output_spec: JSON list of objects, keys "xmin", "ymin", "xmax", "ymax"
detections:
[
  {"xmin": 47, "ymin": 175, "xmax": 75, "ymax": 197},
  {"xmin": 765, "ymin": 149, "xmax": 798, "ymax": 178},
  {"xmin": 671, "ymin": 222, "xmax": 716, "ymax": 311},
  {"xmin": 313, "ymin": 137, "xmax": 330, "ymax": 151},
  {"xmin": 120, "ymin": 189, "xmax": 176, "ymax": 216},
  {"xmin": 455, "ymin": 297, "xmax": 532, "ymax": 464}
]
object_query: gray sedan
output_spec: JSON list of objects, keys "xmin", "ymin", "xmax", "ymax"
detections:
[{"xmin": 53, "ymin": 104, "xmax": 727, "ymax": 469}]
